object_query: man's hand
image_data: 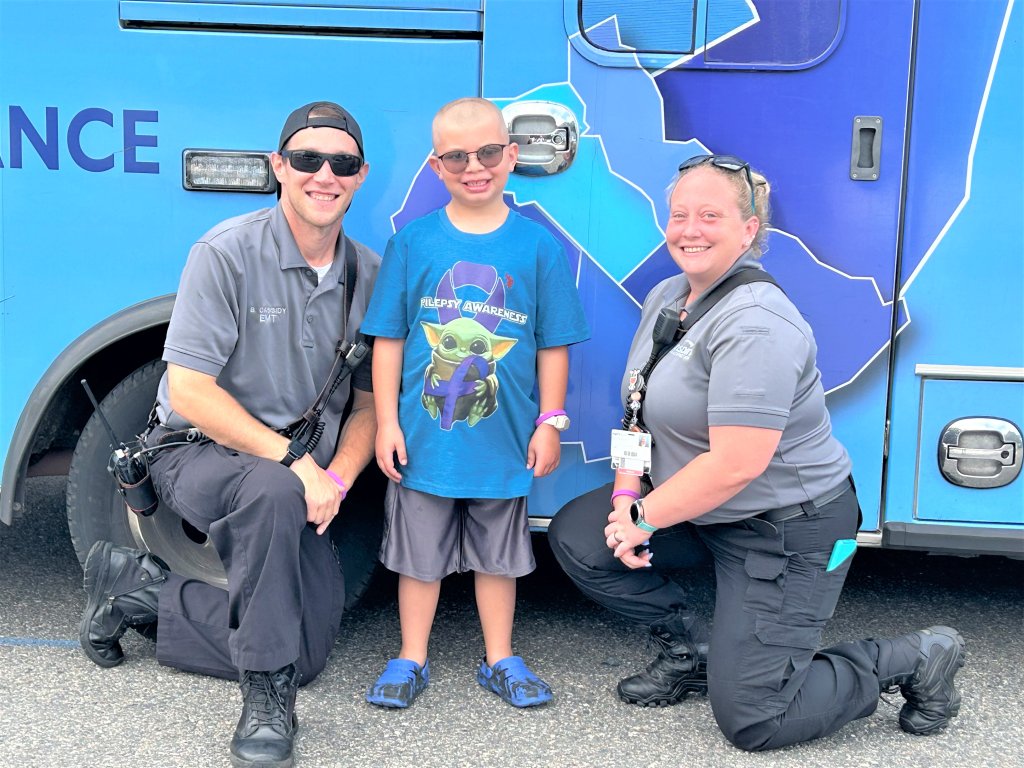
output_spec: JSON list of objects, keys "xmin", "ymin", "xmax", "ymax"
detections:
[
  {"xmin": 527, "ymin": 424, "xmax": 561, "ymax": 477},
  {"xmin": 375, "ymin": 421, "xmax": 407, "ymax": 482},
  {"xmin": 289, "ymin": 454, "xmax": 343, "ymax": 535}
]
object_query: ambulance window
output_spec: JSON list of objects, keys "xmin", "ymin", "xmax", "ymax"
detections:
[
  {"xmin": 568, "ymin": 1, "xmax": 844, "ymax": 71},
  {"xmin": 703, "ymin": 0, "xmax": 842, "ymax": 66},
  {"xmin": 578, "ymin": 0, "xmax": 696, "ymax": 55},
  {"xmin": 121, "ymin": 0, "xmax": 483, "ymax": 34}
]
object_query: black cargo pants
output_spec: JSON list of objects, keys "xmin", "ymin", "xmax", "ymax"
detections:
[
  {"xmin": 147, "ymin": 432, "xmax": 345, "ymax": 684},
  {"xmin": 549, "ymin": 480, "xmax": 887, "ymax": 751}
]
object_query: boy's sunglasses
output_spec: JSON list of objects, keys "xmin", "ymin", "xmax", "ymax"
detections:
[
  {"xmin": 677, "ymin": 154, "xmax": 755, "ymax": 212},
  {"xmin": 435, "ymin": 143, "xmax": 508, "ymax": 174},
  {"xmin": 281, "ymin": 149, "xmax": 363, "ymax": 177}
]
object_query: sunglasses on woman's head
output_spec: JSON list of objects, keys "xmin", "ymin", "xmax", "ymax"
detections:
[
  {"xmin": 677, "ymin": 154, "xmax": 756, "ymax": 212},
  {"xmin": 281, "ymin": 149, "xmax": 364, "ymax": 177},
  {"xmin": 435, "ymin": 143, "xmax": 508, "ymax": 174}
]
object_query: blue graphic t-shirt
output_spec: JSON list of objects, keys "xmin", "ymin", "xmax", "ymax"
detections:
[{"xmin": 361, "ymin": 208, "xmax": 590, "ymax": 499}]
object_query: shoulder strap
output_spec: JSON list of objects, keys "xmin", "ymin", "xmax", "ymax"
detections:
[
  {"xmin": 680, "ymin": 268, "xmax": 781, "ymax": 332},
  {"xmin": 645, "ymin": 268, "xmax": 782, "ymax": 381},
  {"xmin": 344, "ymin": 236, "xmax": 358, "ymax": 311},
  {"xmin": 343, "ymin": 236, "xmax": 369, "ymax": 346}
]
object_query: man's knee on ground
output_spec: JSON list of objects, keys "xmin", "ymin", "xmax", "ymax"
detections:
[{"xmin": 296, "ymin": 653, "xmax": 329, "ymax": 687}]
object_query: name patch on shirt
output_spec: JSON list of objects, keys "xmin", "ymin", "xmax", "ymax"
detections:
[{"xmin": 251, "ymin": 305, "xmax": 287, "ymax": 323}]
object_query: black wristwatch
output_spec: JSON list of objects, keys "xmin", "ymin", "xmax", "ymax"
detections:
[{"xmin": 280, "ymin": 438, "xmax": 308, "ymax": 467}]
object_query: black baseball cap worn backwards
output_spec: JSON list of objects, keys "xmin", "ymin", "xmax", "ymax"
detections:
[{"xmin": 279, "ymin": 101, "xmax": 364, "ymax": 158}]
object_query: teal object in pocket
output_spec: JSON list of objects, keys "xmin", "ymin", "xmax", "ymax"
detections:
[{"xmin": 827, "ymin": 539, "xmax": 857, "ymax": 572}]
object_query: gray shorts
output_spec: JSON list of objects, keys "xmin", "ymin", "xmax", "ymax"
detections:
[{"xmin": 380, "ymin": 482, "xmax": 536, "ymax": 581}]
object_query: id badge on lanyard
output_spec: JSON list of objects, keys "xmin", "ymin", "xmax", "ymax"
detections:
[
  {"xmin": 613, "ymin": 364, "xmax": 654, "ymax": 475},
  {"xmin": 610, "ymin": 428, "xmax": 652, "ymax": 476}
]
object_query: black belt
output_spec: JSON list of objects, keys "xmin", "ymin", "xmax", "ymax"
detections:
[
  {"xmin": 757, "ymin": 476, "xmax": 853, "ymax": 524},
  {"xmin": 144, "ymin": 424, "xmax": 208, "ymax": 449}
]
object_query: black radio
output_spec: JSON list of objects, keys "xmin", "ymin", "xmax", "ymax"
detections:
[{"xmin": 81, "ymin": 380, "xmax": 159, "ymax": 516}]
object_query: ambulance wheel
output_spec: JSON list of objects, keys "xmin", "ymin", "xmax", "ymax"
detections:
[{"xmin": 66, "ymin": 359, "xmax": 383, "ymax": 610}]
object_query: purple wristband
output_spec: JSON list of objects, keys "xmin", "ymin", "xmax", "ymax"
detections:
[
  {"xmin": 611, "ymin": 489, "xmax": 641, "ymax": 504},
  {"xmin": 535, "ymin": 408, "xmax": 568, "ymax": 427},
  {"xmin": 325, "ymin": 470, "xmax": 347, "ymax": 499}
]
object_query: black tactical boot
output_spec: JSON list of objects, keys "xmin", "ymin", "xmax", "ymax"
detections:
[
  {"xmin": 617, "ymin": 623, "xmax": 709, "ymax": 707},
  {"xmin": 79, "ymin": 540, "xmax": 168, "ymax": 668},
  {"xmin": 230, "ymin": 665, "xmax": 300, "ymax": 768},
  {"xmin": 879, "ymin": 626, "xmax": 966, "ymax": 735}
]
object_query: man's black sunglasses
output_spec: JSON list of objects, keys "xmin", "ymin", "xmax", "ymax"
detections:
[
  {"xmin": 281, "ymin": 149, "xmax": 363, "ymax": 177},
  {"xmin": 677, "ymin": 154, "xmax": 755, "ymax": 212}
]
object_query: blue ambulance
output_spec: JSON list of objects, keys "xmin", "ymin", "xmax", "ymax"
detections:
[{"xmin": 2, "ymin": 0, "xmax": 1021, "ymax": 603}]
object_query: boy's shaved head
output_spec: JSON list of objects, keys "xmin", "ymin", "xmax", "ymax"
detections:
[{"xmin": 432, "ymin": 97, "xmax": 509, "ymax": 150}]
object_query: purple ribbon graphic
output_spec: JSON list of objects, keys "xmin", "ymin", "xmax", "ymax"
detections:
[
  {"xmin": 423, "ymin": 354, "xmax": 489, "ymax": 430},
  {"xmin": 436, "ymin": 262, "xmax": 505, "ymax": 332}
]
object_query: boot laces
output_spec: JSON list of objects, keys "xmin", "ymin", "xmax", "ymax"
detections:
[
  {"xmin": 241, "ymin": 671, "xmax": 290, "ymax": 734},
  {"xmin": 645, "ymin": 629, "xmax": 677, "ymax": 655}
]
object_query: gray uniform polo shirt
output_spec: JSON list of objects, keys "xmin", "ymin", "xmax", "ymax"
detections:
[
  {"xmin": 622, "ymin": 253, "xmax": 851, "ymax": 524},
  {"xmin": 156, "ymin": 204, "xmax": 380, "ymax": 466}
]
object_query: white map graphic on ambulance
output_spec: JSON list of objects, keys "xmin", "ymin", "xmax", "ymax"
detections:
[{"xmin": 394, "ymin": 15, "xmax": 904, "ymax": 460}]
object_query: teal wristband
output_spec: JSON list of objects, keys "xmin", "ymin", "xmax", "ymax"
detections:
[{"xmin": 635, "ymin": 519, "xmax": 658, "ymax": 534}]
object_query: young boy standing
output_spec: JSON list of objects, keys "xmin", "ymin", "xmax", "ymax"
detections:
[{"xmin": 360, "ymin": 97, "xmax": 589, "ymax": 708}]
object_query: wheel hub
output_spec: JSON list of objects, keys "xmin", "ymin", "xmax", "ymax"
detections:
[{"xmin": 127, "ymin": 503, "xmax": 227, "ymax": 588}]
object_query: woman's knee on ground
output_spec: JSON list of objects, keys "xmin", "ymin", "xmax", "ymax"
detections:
[{"xmin": 710, "ymin": 693, "xmax": 784, "ymax": 752}]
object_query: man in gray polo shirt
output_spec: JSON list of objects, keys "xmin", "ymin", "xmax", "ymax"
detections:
[{"xmin": 78, "ymin": 102, "xmax": 380, "ymax": 768}]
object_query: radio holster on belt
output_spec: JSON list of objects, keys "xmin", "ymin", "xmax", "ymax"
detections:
[
  {"xmin": 111, "ymin": 440, "xmax": 159, "ymax": 516},
  {"xmin": 81, "ymin": 380, "xmax": 161, "ymax": 516}
]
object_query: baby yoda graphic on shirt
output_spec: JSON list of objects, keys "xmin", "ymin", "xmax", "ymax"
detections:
[
  {"xmin": 421, "ymin": 317, "xmax": 516, "ymax": 427},
  {"xmin": 420, "ymin": 261, "xmax": 522, "ymax": 430}
]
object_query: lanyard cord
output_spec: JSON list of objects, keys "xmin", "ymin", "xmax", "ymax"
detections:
[{"xmin": 622, "ymin": 307, "xmax": 682, "ymax": 432}]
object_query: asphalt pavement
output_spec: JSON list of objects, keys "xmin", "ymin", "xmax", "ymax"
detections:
[{"xmin": 1, "ymin": 475, "xmax": 1022, "ymax": 768}]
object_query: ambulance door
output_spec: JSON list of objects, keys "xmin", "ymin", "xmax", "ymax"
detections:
[{"xmin": 477, "ymin": 0, "xmax": 916, "ymax": 527}]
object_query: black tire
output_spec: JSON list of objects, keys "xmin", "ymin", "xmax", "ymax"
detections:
[{"xmin": 66, "ymin": 360, "xmax": 383, "ymax": 610}]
